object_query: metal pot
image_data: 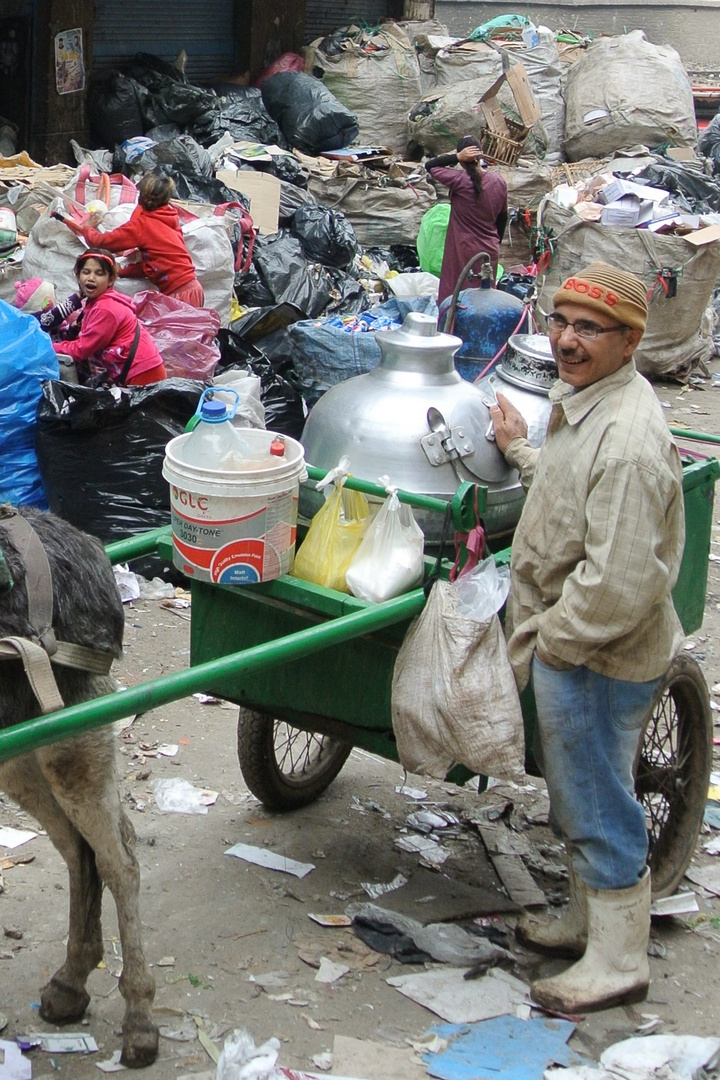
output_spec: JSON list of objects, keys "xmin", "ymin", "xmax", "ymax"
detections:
[{"xmin": 300, "ymin": 314, "xmax": 554, "ymax": 540}]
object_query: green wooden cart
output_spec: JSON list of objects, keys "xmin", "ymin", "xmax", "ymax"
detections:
[{"xmin": 0, "ymin": 458, "xmax": 717, "ymax": 899}]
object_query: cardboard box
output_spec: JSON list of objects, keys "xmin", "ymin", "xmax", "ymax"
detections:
[
  {"xmin": 215, "ymin": 169, "xmax": 280, "ymax": 235},
  {"xmin": 479, "ymin": 63, "xmax": 542, "ymax": 140}
]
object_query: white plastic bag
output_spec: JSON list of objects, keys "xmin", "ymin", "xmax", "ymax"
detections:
[
  {"xmin": 454, "ymin": 557, "xmax": 510, "ymax": 621},
  {"xmin": 392, "ymin": 579, "xmax": 525, "ymax": 782},
  {"xmin": 346, "ymin": 488, "xmax": 425, "ymax": 603},
  {"xmin": 216, "ymin": 1029, "xmax": 282, "ymax": 1080}
]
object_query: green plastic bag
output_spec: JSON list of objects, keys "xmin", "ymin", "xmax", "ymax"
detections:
[{"xmin": 416, "ymin": 203, "xmax": 451, "ymax": 278}]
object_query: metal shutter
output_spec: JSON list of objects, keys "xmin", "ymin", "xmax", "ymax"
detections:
[
  {"xmin": 304, "ymin": 0, "xmax": 393, "ymax": 42},
  {"xmin": 92, "ymin": 0, "xmax": 237, "ymax": 83}
]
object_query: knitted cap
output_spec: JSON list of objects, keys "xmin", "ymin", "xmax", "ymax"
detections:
[
  {"xmin": 14, "ymin": 278, "xmax": 56, "ymax": 313},
  {"xmin": 553, "ymin": 261, "xmax": 648, "ymax": 332}
]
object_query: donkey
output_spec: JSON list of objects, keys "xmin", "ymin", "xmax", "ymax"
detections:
[{"xmin": 0, "ymin": 506, "xmax": 158, "ymax": 1068}]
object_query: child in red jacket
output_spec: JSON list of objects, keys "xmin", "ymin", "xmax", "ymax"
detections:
[
  {"xmin": 53, "ymin": 251, "xmax": 167, "ymax": 386},
  {"xmin": 74, "ymin": 171, "xmax": 205, "ymax": 308}
]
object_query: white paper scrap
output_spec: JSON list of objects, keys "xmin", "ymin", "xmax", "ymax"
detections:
[
  {"xmin": 650, "ymin": 892, "xmax": 699, "ymax": 916},
  {"xmin": 28, "ymin": 1033, "xmax": 98, "ymax": 1052},
  {"xmin": 395, "ymin": 835, "xmax": 450, "ymax": 866},
  {"xmin": 396, "ymin": 785, "xmax": 428, "ymax": 801},
  {"xmin": 387, "ymin": 965, "xmax": 529, "ymax": 1024},
  {"xmin": 360, "ymin": 873, "xmax": 407, "ymax": 899},
  {"xmin": 703, "ymin": 835, "xmax": 720, "ymax": 855},
  {"xmin": 685, "ymin": 865, "xmax": 720, "ymax": 896},
  {"xmin": 314, "ymin": 957, "xmax": 349, "ymax": 984},
  {"xmin": 0, "ymin": 1039, "xmax": 31, "ymax": 1079},
  {"xmin": 96, "ymin": 1049, "xmax": 126, "ymax": 1072},
  {"xmin": 225, "ymin": 843, "xmax": 315, "ymax": 878},
  {"xmin": 0, "ymin": 828, "xmax": 37, "ymax": 851}
]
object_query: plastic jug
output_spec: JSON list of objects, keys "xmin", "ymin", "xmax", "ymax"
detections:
[{"xmin": 179, "ymin": 389, "xmax": 260, "ymax": 471}]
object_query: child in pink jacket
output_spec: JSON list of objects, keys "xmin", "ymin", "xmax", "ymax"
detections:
[{"xmin": 53, "ymin": 251, "xmax": 166, "ymax": 386}]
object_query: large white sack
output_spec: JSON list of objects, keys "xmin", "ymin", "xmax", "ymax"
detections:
[
  {"xmin": 562, "ymin": 31, "xmax": 696, "ymax": 162},
  {"xmin": 408, "ymin": 72, "xmax": 503, "ymax": 156},
  {"xmin": 307, "ymin": 23, "xmax": 422, "ymax": 156},
  {"xmin": 536, "ymin": 200, "xmax": 720, "ymax": 380}
]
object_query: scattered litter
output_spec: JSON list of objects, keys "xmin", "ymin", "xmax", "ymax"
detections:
[
  {"xmin": 704, "ymin": 803, "xmax": 720, "ymax": 829},
  {"xmin": 703, "ymin": 835, "xmax": 720, "ymax": 855},
  {"xmin": 0, "ymin": 828, "xmax": 36, "ymax": 850},
  {"xmin": 156, "ymin": 744, "xmax": 179, "ymax": 758},
  {"xmin": 96, "ymin": 1048, "xmax": 126, "ymax": 1071},
  {"xmin": 388, "ymin": 967, "xmax": 530, "ymax": 1024},
  {"xmin": 194, "ymin": 693, "xmax": 221, "ymax": 705},
  {"xmin": 396, "ymin": 786, "xmax": 428, "ymax": 801},
  {"xmin": 22, "ymin": 1033, "xmax": 98, "ymax": 1052},
  {"xmin": 314, "ymin": 957, "xmax": 349, "ymax": 983},
  {"xmin": 3, "ymin": 928, "xmax": 22, "ymax": 941},
  {"xmin": 407, "ymin": 810, "xmax": 460, "ymax": 834},
  {"xmin": 0, "ymin": 855, "xmax": 34, "ymax": 871},
  {"xmin": 685, "ymin": 865, "xmax": 720, "ymax": 896},
  {"xmin": 139, "ymin": 577, "xmax": 176, "ymax": 600},
  {"xmin": 361, "ymin": 873, "xmax": 408, "ymax": 899},
  {"xmin": 0, "ymin": 1015, "xmax": 7, "ymax": 1033},
  {"xmin": 302, "ymin": 1015, "xmax": 323, "ymax": 1031},
  {"xmin": 563, "ymin": 1034, "xmax": 720, "ymax": 1080},
  {"xmin": 225, "ymin": 843, "xmax": 315, "ymax": 879},
  {"xmin": 408, "ymin": 1033, "xmax": 448, "ymax": 1056},
  {"xmin": 156, "ymin": 956, "xmax": 176, "ymax": 967},
  {"xmin": 310, "ymin": 1052, "xmax": 333, "ymax": 1071},
  {"xmin": 333, "ymin": 1034, "xmax": 429, "ymax": 1080},
  {"xmin": 684, "ymin": 640, "xmax": 697, "ymax": 649},
  {"xmin": 635, "ymin": 1017, "xmax": 664, "ymax": 1035},
  {"xmin": 113, "ymin": 564, "xmax": 140, "ymax": 603},
  {"xmin": 395, "ymin": 835, "xmax": 451, "ymax": 867},
  {"xmin": 159, "ymin": 1020, "xmax": 197, "ymax": 1042},
  {"xmin": 0, "ymin": 1040, "xmax": 31, "ymax": 1079},
  {"xmin": 477, "ymin": 825, "xmax": 546, "ymax": 908},
  {"xmin": 216, "ymin": 1029, "xmax": 280, "ymax": 1080},
  {"xmin": 308, "ymin": 914, "xmax": 352, "ymax": 928},
  {"xmin": 376, "ymin": 868, "xmax": 518, "ymax": 921},
  {"xmin": 152, "ymin": 778, "xmax": 217, "ymax": 814},
  {"xmin": 426, "ymin": 1015, "xmax": 582, "ymax": 1080},
  {"xmin": 647, "ymin": 939, "xmax": 666, "ymax": 959},
  {"xmin": 249, "ymin": 971, "xmax": 290, "ymax": 989},
  {"xmin": 650, "ymin": 892, "xmax": 699, "ymax": 916}
]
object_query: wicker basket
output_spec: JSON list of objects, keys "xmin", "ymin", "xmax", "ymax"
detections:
[{"xmin": 480, "ymin": 119, "xmax": 528, "ymax": 168}]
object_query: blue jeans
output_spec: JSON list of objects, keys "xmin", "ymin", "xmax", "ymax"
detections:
[{"xmin": 531, "ymin": 656, "xmax": 660, "ymax": 891}]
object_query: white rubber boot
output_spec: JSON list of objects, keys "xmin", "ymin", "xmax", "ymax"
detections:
[
  {"xmin": 516, "ymin": 857, "xmax": 587, "ymax": 959},
  {"xmin": 531, "ymin": 868, "xmax": 651, "ymax": 1014}
]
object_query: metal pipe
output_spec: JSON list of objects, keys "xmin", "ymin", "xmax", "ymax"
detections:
[
  {"xmin": 0, "ymin": 587, "xmax": 426, "ymax": 763},
  {"xmin": 670, "ymin": 427, "xmax": 720, "ymax": 448},
  {"xmin": 105, "ymin": 526, "xmax": 172, "ymax": 565},
  {"xmin": 304, "ymin": 466, "xmax": 458, "ymax": 514}
]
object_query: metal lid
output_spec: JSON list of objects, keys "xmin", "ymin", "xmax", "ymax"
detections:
[{"xmin": 498, "ymin": 333, "xmax": 557, "ymax": 393}]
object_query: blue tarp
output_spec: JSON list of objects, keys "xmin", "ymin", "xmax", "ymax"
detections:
[{"xmin": 0, "ymin": 300, "xmax": 58, "ymax": 508}]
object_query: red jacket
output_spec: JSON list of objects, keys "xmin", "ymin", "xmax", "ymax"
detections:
[
  {"xmin": 81, "ymin": 204, "xmax": 197, "ymax": 294},
  {"xmin": 53, "ymin": 289, "xmax": 163, "ymax": 384}
]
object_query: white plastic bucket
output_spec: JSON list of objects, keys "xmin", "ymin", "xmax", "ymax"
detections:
[{"xmin": 163, "ymin": 428, "xmax": 306, "ymax": 585}]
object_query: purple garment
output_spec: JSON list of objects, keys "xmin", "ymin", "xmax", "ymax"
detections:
[{"xmin": 428, "ymin": 166, "xmax": 508, "ymax": 304}]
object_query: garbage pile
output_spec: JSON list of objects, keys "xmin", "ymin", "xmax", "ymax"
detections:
[{"xmin": 1, "ymin": 11, "xmax": 720, "ymax": 526}]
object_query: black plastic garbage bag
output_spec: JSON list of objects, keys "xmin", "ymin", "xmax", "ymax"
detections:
[
  {"xmin": 699, "ymin": 113, "xmax": 720, "ymax": 173},
  {"xmin": 251, "ymin": 231, "xmax": 333, "ymax": 317},
  {"xmin": 149, "ymin": 134, "xmax": 214, "ymax": 177},
  {"xmin": 630, "ymin": 158, "xmax": 720, "ymax": 213},
  {"xmin": 235, "ymin": 264, "xmax": 276, "ymax": 309},
  {"xmin": 278, "ymin": 181, "xmax": 317, "ymax": 226},
  {"xmin": 35, "ymin": 378, "xmax": 203, "ymax": 546},
  {"xmin": 228, "ymin": 302, "xmax": 305, "ymax": 344},
  {"xmin": 291, "ymin": 204, "xmax": 358, "ymax": 269},
  {"xmin": 166, "ymin": 168, "xmax": 248, "ymax": 208},
  {"xmin": 216, "ymin": 331, "xmax": 306, "ymax": 438},
  {"xmin": 125, "ymin": 54, "xmax": 220, "ymax": 127},
  {"xmin": 260, "ymin": 72, "xmax": 359, "ymax": 154},
  {"xmin": 193, "ymin": 84, "xmax": 283, "ymax": 147},
  {"xmin": 88, "ymin": 72, "xmax": 144, "ymax": 148},
  {"xmin": 323, "ymin": 267, "xmax": 370, "ymax": 315}
]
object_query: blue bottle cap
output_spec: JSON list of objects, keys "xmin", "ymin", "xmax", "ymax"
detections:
[{"xmin": 200, "ymin": 398, "xmax": 228, "ymax": 422}]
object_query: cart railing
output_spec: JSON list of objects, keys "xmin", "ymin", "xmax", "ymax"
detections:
[{"xmin": 0, "ymin": 477, "xmax": 487, "ymax": 764}]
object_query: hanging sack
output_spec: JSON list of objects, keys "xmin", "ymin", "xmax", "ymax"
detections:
[
  {"xmin": 346, "ymin": 487, "xmax": 425, "ymax": 603},
  {"xmin": 292, "ymin": 461, "xmax": 370, "ymax": 592},
  {"xmin": 391, "ymin": 566, "xmax": 525, "ymax": 783}
]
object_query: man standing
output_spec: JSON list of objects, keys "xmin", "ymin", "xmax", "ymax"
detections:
[{"xmin": 489, "ymin": 262, "xmax": 685, "ymax": 1014}]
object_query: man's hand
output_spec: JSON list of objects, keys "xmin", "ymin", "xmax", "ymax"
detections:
[{"xmin": 489, "ymin": 392, "xmax": 528, "ymax": 454}]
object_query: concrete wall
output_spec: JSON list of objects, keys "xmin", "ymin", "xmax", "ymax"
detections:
[{"xmin": 436, "ymin": 1, "xmax": 720, "ymax": 76}]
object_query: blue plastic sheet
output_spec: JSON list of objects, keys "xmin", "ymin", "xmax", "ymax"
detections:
[
  {"xmin": 0, "ymin": 300, "xmax": 58, "ymax": 508},
  {"xmin": 288, "ymin": 295, "xmax": 438, "ymax": 406},
  {"xmin": 425, "ymin": 1015, "xmax": 583, "ymax": 1080}
]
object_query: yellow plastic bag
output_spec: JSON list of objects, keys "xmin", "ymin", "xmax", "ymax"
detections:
[{"xmin": 292, "ymin": 482, "xmax": 370, "ymax": 592}]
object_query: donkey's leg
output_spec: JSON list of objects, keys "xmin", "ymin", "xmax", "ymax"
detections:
[
  {"xmin": 38, "ymin": 734, "xmax": 158, "ymax": 1068},
  {"xmin": 0, "ymin": 753, "xmax": 103, "ymax": 1023}
]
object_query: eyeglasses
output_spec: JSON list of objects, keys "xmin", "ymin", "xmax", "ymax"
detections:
[{"xmin": 546, "ymin": 313, "xmax": 629, "ymax": 340}]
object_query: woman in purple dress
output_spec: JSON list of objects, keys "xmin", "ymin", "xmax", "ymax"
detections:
[{"xmin": 426, "ymin": 136, "xmax": 508, "ymax": 305}]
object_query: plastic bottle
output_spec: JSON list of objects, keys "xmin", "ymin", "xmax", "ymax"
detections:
[
  {"xmin": 179, "ymin": 392, "xmax": 259, "ymax": 471},
  {"xmin": 521, "ymin": 22, "xmax": 540, "ymax": 48}
]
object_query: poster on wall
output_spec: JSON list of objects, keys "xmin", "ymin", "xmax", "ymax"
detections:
[{"xmin": 55, "ymin": 28, "xmax": 85, "ymax": 94}]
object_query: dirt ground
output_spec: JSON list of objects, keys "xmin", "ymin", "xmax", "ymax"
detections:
[{"xmin": 1, "ymin": 367, "xmax": 720, "ymax": 1079}]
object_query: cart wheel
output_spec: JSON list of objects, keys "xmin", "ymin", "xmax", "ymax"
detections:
[
  {"xmin": 237, "ymin": 709, "xmax": 353, "ymax": 811},
  {"xmin": 635, "ymin": 654, "xmax": 712, "ymax": 898}
]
